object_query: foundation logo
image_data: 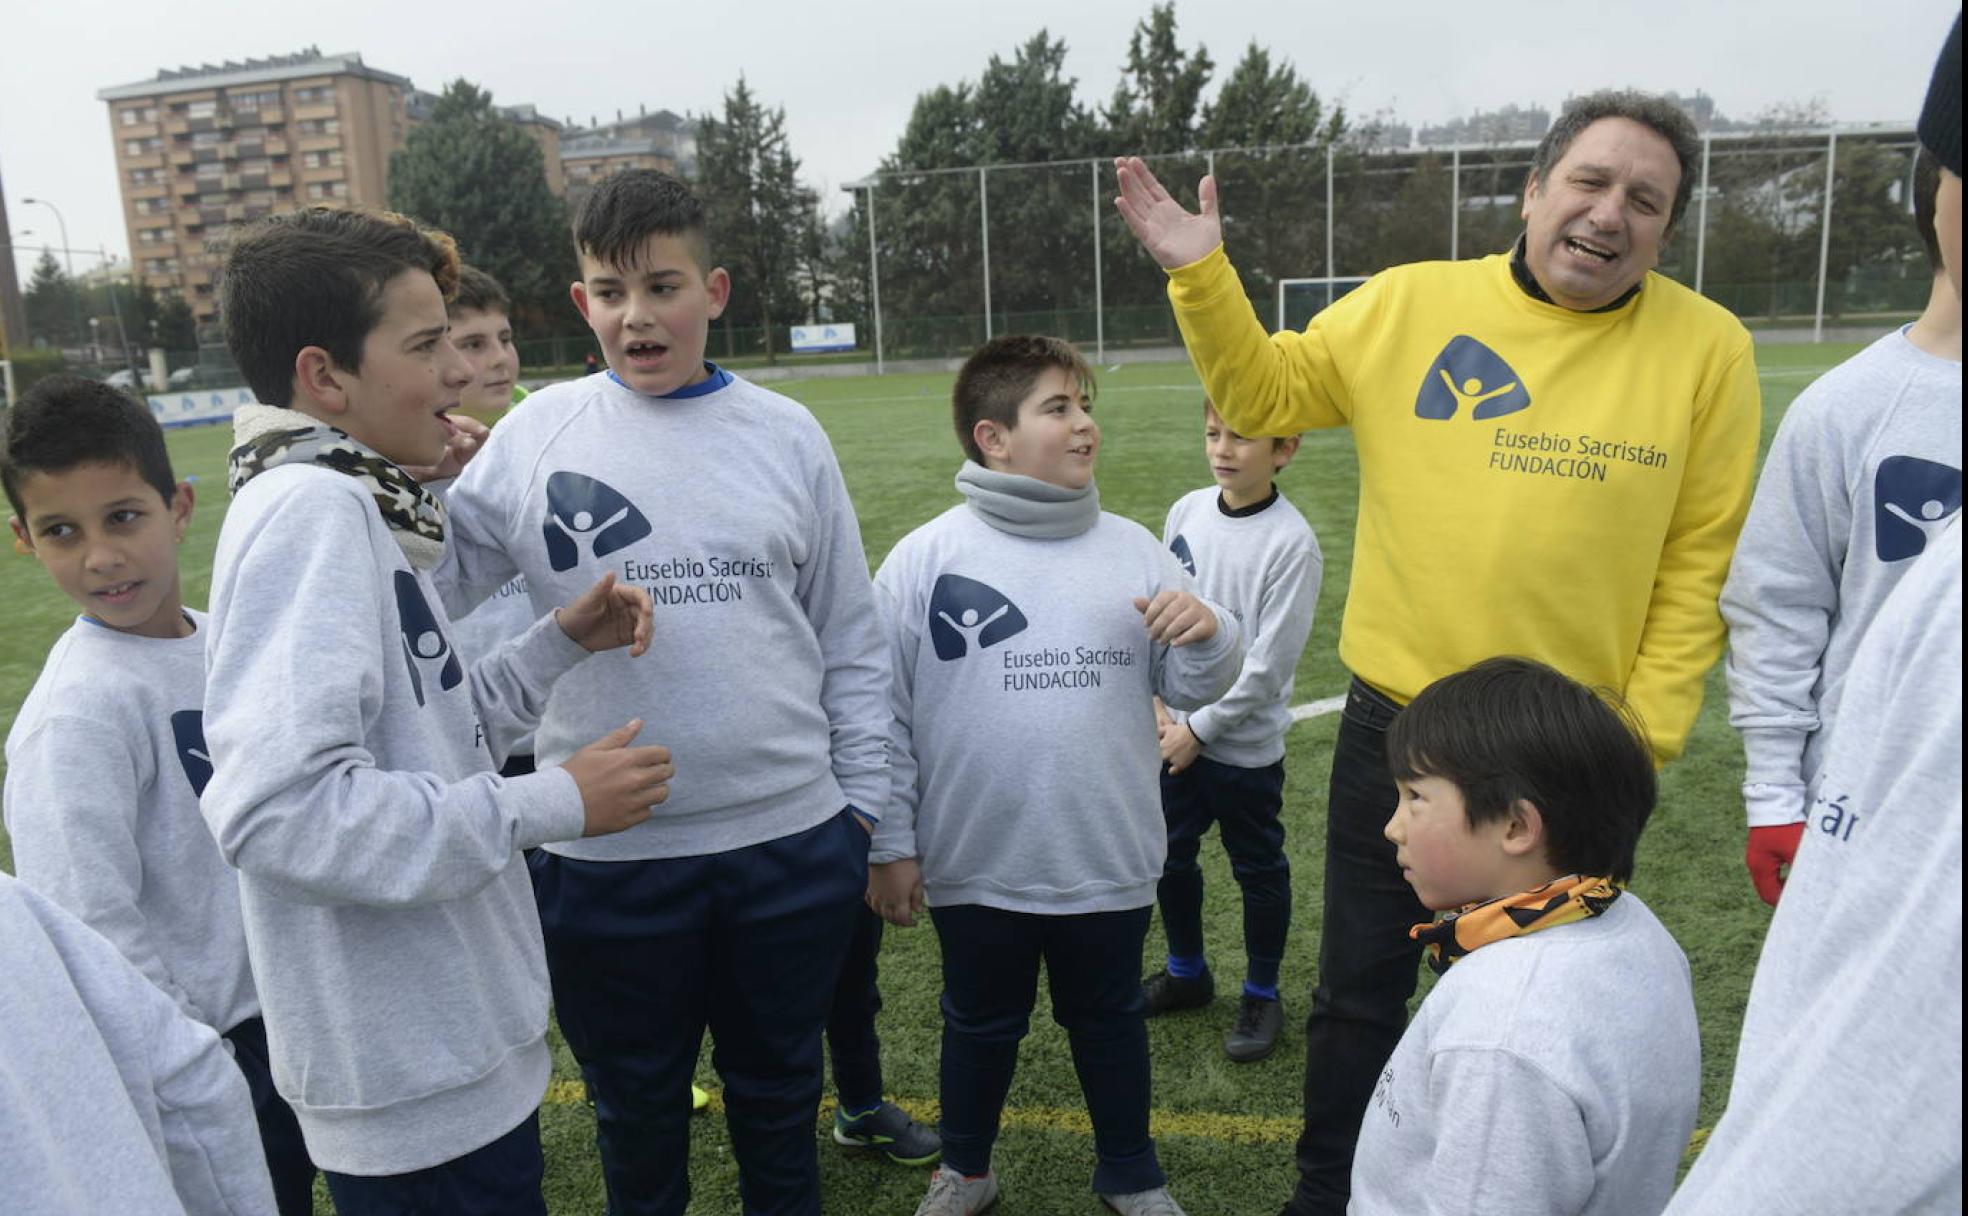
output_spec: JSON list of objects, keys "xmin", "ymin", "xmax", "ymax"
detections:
[
  {"xmin": 1414, "ymin": 336, "xmax": 1532, "ymax": 421},
  {"xmin": 543, "ymin": 472, "xmax": 653, "ymax": 572},
  {"xmin": 170, "ymin": 710, "xmax": 212, "ymax": 797},
  {"xmin": 1874, "ymin": 456, "xmax": 1962, "ymax": 562},
  {"xmin": 394, "ymin": 571, "xmax": 463, "ymax": 707},
  {"xmin": 1169, "ymin": 535, "xmax": 1196, "ymax": 576},
  {"xmin": 928, "ymin": 574, "xmax": 1029, "ymax": 661}
]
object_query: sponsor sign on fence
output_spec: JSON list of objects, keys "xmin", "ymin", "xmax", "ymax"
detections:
[
  {"xmin": 790, "ymin": 324, "xmax": 857, "ymax": 354},
  {"xmin": 148, "ymin": 386, "xmax": 254, "ymax": 429}
]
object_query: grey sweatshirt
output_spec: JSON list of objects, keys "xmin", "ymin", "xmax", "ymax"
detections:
[
  {"xmin": 1721, "ymin": 327, "xmax": 1961, "ymax": 825},
  {"xmin": 437, "ymin": 370, "xmax": 892, "ymax": 860},
  {"xmin": 1667, "ymin": 520, "xmax": 1961, "ymax": 1214},
  {"xmin": 5, "ymin": 609, "xmax": 257, "ymax": 1035},
  {"xmin": 448, "ymin": 572, "xmax": 538, "ymax": 755},
  {"xmin": 1350, "ymin": 894, "xmax": 1700, "ymax": 1216},
  {"xmin": 1161, "ymin": 486, "xmax": 1323, "ymax": 766},
  {"xmin": 201, "ymin": 463, "xmax": 589, "ymax": 1175},
  {"xmin": 0, "ymin": 871, "xmax": 276, "ymax": 1215},
  {"xmin": 870, "ymin": 502, "xmax": 1243, "ymax": 913}
]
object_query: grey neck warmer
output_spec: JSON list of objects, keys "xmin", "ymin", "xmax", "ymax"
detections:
[{"xmin": 955, "ymin": 460, "xmax": 1100, "ymax": 539}]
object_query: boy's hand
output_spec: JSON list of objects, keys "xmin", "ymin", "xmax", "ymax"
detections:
[
  {"xmin": 1161, "ymin": 722, "xmax": 1203, "ymax": 775},
  {"xmin": 868, "ymin": 859, "xmax": 926, "ymax": 928},
  {"xmin": 1113, "ymin": 157, "xmax": 1223, "ymax": 270},
  {"xmin": 563, "ymin": 719, "xmax": 674, "ymax": 837},
  {"xmin": 1134, "ymin": 590, "xmax": 1218, "ymax": 647},
  {"xmin": 556, "ymin": 571, "xmax": 654, "ymax": 657},
  {"xmin": 401, "ymin": 413, "xmax": 490, "ymax": 482},
  {"xmin": 1153, "ymin": 696, "xmax": 1173, "ymax": 730}
]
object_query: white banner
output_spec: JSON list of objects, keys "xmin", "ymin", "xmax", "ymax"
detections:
[
  {"xmin": 147, "ymin": 386, "xmax": 255, "ymax": 429},
  {"xmin": 790, "ymin": 323, "xmax": 856, "ymax": 354}
]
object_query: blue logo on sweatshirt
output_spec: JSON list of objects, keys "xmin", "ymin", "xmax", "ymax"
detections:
[
  {"xmin": 543, "ymin": 472, "xmax": 653, "ymax": 572},
  {"xmin": 1414, "ymin": 336, "xmax": 1532, "ymax": 421},
  {"xmin": 1169, "ymin": 534, "xmax": 1196, "ymax": 576},
  {"xmin": 1874, "ymin": 456, "xmax": 1962, "ymax": 562},
  {"xmin": 394, "ymin": 571, "xmax": 463, "ymax": 707},
  {"xmin": 169, "ymin": 710, "xmax": 212, "ymax": 797},
  {"xmin": 928, "ymin": 574, "xmax": 1028, "ymax": 661}
]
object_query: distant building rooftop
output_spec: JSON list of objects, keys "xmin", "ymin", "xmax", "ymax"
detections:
[{"xmin": 97, "ymin": 47, "xmax": 411, "ymax": 101}]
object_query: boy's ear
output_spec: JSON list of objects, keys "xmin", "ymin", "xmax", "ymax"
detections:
[
  {"xmin": 972, "ymin": 418, "xmax": 1011, "ymax": 463},
  {"xmin": 292, "ymin": 346, "xmax": 351, "ymax": 418},
  {"xmin": 1500, "ymin": 798, "xmax": 1547, "ymax": 859},
  {"xmin": 169, "ymin": 481, "xmax": 195, "ymax": 543},
  {"xmin": 569, "ymin": 280, "xmax": 592, "ymax": 324},
  {"xmin": 705, "ymin": 267, "xmax": 732, "ymax": 321},
  {"xmin": 1273, "ymin": 434, "xmax": 1302, "ymax": 469},
  {"xmin": 9, "ymin": 514, "xmax": 34, "ymax": 556}
]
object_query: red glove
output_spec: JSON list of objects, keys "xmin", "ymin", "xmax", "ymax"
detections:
[{"xmin": 1746, "ymin": 822, "xmax": 1807, "ymax": 906}]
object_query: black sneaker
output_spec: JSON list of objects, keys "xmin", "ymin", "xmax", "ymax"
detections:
[
  {"xmin": 1141, "ymin": 967, "xmax": 1215, "ymax": 1016},
  {"xmin": 1224, "ymin": 993, "xmax": 1284, "ymax": 1062},
  {"xmin": 833, "ymin": 1100, "xmax": 942, "ymax": 1166}
]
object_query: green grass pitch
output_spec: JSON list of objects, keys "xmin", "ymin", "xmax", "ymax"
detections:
[{"xmin": 0, "ymin": 342, "xmax": 1859, "ymax": 1213}]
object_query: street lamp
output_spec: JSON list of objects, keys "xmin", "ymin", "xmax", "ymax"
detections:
[{"xmin": 22, "ymin": 196, "xmax": 84, "ymax": 352}]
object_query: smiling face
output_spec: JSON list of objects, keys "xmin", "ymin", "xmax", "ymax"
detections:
[
  {"xmin": 571, "ymin": 232, "xmax": 730, "ymax": 397},
  {"xmin": 1521, "ymin": 116, "xmax": 1682, "ymax": 311},
  {"xmin": 1204, "ymin": 401, "xmax": 1296, "ymax": 507},
  {"xmin": 980, "ymin": 365, "xmax": 1100, "ymax": 489},
  {"xmin": 450, "ymin": 307, "xmax": 519, "ymax": 413},
  {"xmin": 10, "ymin": 461, "xmax": 194, "ymax": 639}
]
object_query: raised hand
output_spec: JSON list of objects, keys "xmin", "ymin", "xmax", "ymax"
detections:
[
  {"xmin": 555, "ymin": 571, "xmax": 654, "ymax": 656},
  {"xmin": 562, "ymin": 719, "xmax": 674, "ymax": 837},
  {"xmin": 401, "ymin": 413, "xmax": 490, "ymax": 483},
  {"xmin": 1113, "ymin": 156, "xmax": 1223, "ymax": 270}
]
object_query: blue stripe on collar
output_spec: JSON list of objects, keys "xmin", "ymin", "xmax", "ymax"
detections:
[{"xmin": 607, "ymin": 363, "xmax": 732, "ymax": 399}]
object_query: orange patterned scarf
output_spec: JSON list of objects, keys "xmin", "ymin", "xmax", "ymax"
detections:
[{"xmin": 1410, "ymin": 874, "xmax": 1622, "ymax": 974}]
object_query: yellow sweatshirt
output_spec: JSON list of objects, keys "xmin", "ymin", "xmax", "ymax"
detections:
[{"xmin": 1167, "ymin": 247, "xmax": 1760, "ymax": 762}]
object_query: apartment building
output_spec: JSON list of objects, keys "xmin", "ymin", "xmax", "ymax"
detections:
[
  {"xmin": 98, "ymin": 48, "xmax": 411, "ymax": 325},
  {"xmin": 561, "ymin": 108, "xmax": 697, "ymax": 212}
]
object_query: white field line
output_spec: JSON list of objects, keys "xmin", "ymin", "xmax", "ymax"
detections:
[{"xmin": 1290, "ymin": 693, "xmax": 1348, "ymax": 723}]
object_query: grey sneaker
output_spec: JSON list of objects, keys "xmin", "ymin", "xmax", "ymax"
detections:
[
  {"xmin": 1224, "ymin": 993, "xmax": 1285, "ymax": 1062},
  {"xmin": 832, "ymin": 1099, "xmax": 941, "ymax": 1165},
  {"xmin": 914, "ymin": 1164, "xmax": 999, "ymax": 1215},
  {"xmin": 1099, "ymin": 1186, "xmax": 1188, "ymax": 1215}
]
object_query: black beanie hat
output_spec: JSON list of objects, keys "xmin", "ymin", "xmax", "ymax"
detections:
[{"xmin": 1919, "ymin": 14, "xmax": 1962, "ymax": 177}]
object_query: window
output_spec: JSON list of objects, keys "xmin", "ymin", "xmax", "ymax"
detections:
[
  {"xmin": 295, "ymin": 118, "xmax": 341, "ymax": 137},
  {"xmin": 306, "ymin": 180, "xmax": 348, "ymax": 200},
  {"xmin": 292, "ymin": 85, "xmax": 336, "ymax": 106},
  {"xmin": 123, "ymin": 136, "xmax": 163, "ymax": 156},
  {"xmin": 194, "ymin": 160, "xmax": 224, "ymax": 179},
  {"xmin": 186, "ymin": 99, "xmax": 217, "ymax": 119},
  {"xmin": 119, "ymin": 105, "xmax": 158, "ymax": 126},
  {"xmin": 302, "ymin": 149, "xmax": 345, "ymax": 169},
  {"xmin": 238, "ymin": 157, "xmax": 272, "ymax": 175},
  {"xmin": 129, "ymin": 167, "xmax": 161, "ymax": 186},
  {"xmin": 191, "ymin": 130, "xmax": 221, "ymax": 147},
  {"xmin": 230, "ymin": 90, "xmax": 280, "ymax": 110}
]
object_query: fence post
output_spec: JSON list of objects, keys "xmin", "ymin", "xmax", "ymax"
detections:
[
  {"xmin": 1090, "ymin": 158, "xmax": 1105, "ymax": 362},
  {"xmin": 979, "ymin": 167, "xmax": 993, "ymax": 342},
  {"xmin": 1326, "ymin": 146, "xmax": 1336, "ymax": 309},
  {"xmin": 866, "ymin": 181, "xmax": 884, "ymax": 375},
  {"xmin": 1694, "ymin": 133, "xmax": 1712, "ymax": 295},
  {"xmin": 1813, "ymin": 130, "xmax": 1838, "ymax": 343},
  {"xmin": 1450, "ymin": 145, "xmax": 1461, "ymax": 260}
]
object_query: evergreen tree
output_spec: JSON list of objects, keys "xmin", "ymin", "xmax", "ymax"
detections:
[
  {"xmin": 23, "ymin": 251, "xmax": 80, "ymax": 348},
  {"xmin": 1103, "ymin": 3, "xmax": 1213, "ymax": 154},
  {"xmin": 387, "ymin": 80, "xmax": 574, "ymax": 331},
  {"xmin": 694, "ymin": 77, "xmax": 818, "ymax": 363}
]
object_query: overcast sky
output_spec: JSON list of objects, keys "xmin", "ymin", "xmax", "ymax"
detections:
[{"xmin": 1, "ymin": 0, "xmax": 1954, "ymax": 269}]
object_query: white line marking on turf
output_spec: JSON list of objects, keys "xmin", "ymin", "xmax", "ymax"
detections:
[{"xmin": 1291, "ymin": 694, "xmax": 1347, "ymax": 723}]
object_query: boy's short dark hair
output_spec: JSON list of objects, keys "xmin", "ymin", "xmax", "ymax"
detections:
[
  {"xmin": 1386, "ymin": 657, "xmax": 1657, "ymax": 883},
  {"xmin": 2, "ymin": 375, "xmax": 178, "ymax": 519},
  {"xmin": 1202, "ymin": 396, "xmax": 1287, "ymax": 450},
  {"xmin": 218, "ymin": 207, "xmax": 461, "ymax": 408},
  {"xmin": 1529, "ymin": 90, "xmax": 1701, "ymax": 231},
  {"xmin": 1914, "ymin": 149, "xmax": 1944, "ymax": 270},
  {"xmin": 952, "ymin": 335, "xmax": 1094, "ymax": 465},
  {"xmin": 573, "ymin": 169, "xmax": 712, "ymax": 273},
  {"xmin": 450, "ymin": 265, "xmax": 511, "ymax": 318}
]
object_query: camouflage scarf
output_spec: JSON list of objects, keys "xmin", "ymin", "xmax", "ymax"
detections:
[
  {"xmin": 1410, "ymin": 874, "xmax": 1622, "ymax": 974},
  {"xmin": 227, "ymin": 403, "xmax": 446, "ymax": 570}
]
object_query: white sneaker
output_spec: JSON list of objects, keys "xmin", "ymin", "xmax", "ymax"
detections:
[
  {"xmin": 914, "ymin": 1164, "xmax": 1000, "ymax": 1215},
  {"xmin": 1099, "ymin": 1186, "xmax": 1187, "ymax": 1216}
]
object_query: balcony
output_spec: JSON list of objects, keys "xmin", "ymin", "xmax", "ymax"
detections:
[
  {"xmin": 236, "ymin": 139, "xmax": 265, "ymax": 160},
  {"xmin": 292, "ymin": 102, "xmax": 338, "ymax": 121},
  {"xmin": 163, "ymin": 115, "xmax": 189, "ymax": 136},
  {"xmin": 123, "ymin": 151, "xmax": 166, "ymax": 170},
  {"xmin": 267, "ymin": 170, "xmax": 293, "ymax": 189},
  {"xmin": 262, "ymin": 135, "xmax": 289, "ymax": 156},
  {"xmin": 169, "ymin": 146, "xmax": 195, "ymax": 167},
  {"xmin": 198, "ymin": 207, "xmax": 227, "ymax": 228},
  {"xmin": 188, "ymin": 115, "xmax": 217, "ymax": 134}
]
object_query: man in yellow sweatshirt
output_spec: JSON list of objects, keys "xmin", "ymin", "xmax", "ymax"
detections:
[{"xmin": 1116, "ymin": 90, "xmax": 1760, "ymax": 1216}]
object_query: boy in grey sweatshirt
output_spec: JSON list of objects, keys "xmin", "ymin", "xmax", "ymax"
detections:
[
  {"xmin": 869, "ymin": 335, "xmax": 1243, "ymax": 1216},
  {"xmin": 1721, "ymin": 148, "xmax": 1961, "ymax": 906},
  {"xmin": 436, "ymin": 171, "xmax": 892, "ymax": 1216},
  {"xmin": 1352, "ymin": 658, "xmax": 1699, "ymax": 1216},
  {"xmin": 204, "ymin": 206, "xmax": 670, "ymax": 1211},
  {"xmin": 0, "ymin": 870, "xmax": 276, "ymax": 1215},
  {"xmin": 2, "ymin": 375, "xmax": 315, "ymax": 1212},
  {"xmin": 1142, "ymin": 397, "xmax": 1322, "ymax": 1063}
]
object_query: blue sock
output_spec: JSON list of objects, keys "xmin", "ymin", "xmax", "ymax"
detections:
[
  {"xmin": 1243, "ymin": 979, "xmax": 1280, "ymax": 1001},
  {"xmin": 842, "ymin": 1103, "xmax": 882, "ymax": 1120},
  {"xmin": 1166, "ymin": 953, "xmax": 1208, "ymax": 980},
  {"xmin": 1246, "ymin": 955, "xmax": 1282, "ymax": 995}
]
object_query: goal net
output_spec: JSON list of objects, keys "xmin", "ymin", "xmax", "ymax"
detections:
[{"xmin": 1275, "ymin": 276, "xmax": 1369, "ymax": 333}]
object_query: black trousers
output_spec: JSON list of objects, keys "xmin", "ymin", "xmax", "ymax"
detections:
[{"xmin": 1288, "ymin": 678, "xmax": 1429, "ymax": 1216}]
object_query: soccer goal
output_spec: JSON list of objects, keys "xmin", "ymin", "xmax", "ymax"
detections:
[{"xmin": 1275, "ymin": 276, "xmax": 1369, "ymax": 333}]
